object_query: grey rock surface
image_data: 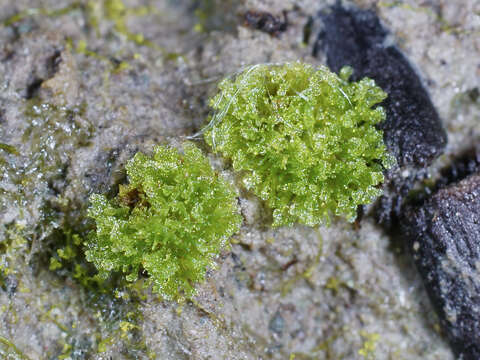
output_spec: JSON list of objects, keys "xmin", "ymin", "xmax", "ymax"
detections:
[{"xmin": 0, "ymin": 0, "xmax": 479, "ymax": 359}]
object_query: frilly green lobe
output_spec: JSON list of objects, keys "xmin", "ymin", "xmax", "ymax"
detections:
[
  {"xmin": 86, "ymin": 143, "xmax": 242, "ymax": 300},
  {"xmin": 204, "ymin": 62, "xmax": 394, "ymax": 227}
]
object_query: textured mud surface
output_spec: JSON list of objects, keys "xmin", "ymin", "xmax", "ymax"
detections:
[{"xmin": 0, "ymin": 0, "xmax": 479, "ymax": 359}]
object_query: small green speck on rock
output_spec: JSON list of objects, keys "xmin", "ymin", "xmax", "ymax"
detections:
[{"xmin": 86, "ymin": 143, "xmax": 242, "ymax": 300}]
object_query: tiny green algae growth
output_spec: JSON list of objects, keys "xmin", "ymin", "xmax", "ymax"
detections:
[
  {"xmin": 0, "ymin": 101, "xmax": 92, "ymax": 280},
  {"xmin": 358, "ymin": 331, "xmax": 380, "ymax": 359},
  {"xmin": 204, "ymin": 62, "xmax": 394, "ymax": 227},
  {"xmin": 0, "ymin": 335, "xmax": 31, "ymax": 360},
  {"xmin": 1, "ymin": 2, "xmax": 82, "ymax": 27},
  {"xmin": 45, "ymin": 227, "xmax": 156, "ymax": 358},
  {"xmin": 86, "ymin": 143, "xmax": 242, "ymax": 300},
  {"xmin": 47, "ymin": 228, "xmax": 105, "ymax": 291},
  {"xmin": 2, "ymin": 1, "xmax": 166, "ymax": 55},
  {"xmin": 0, "ymin": 225, "xmax": 29, "ymax": 291},
  {"xmin": 101, "ymin": 0, "xmax": 156, "ymax": 47},
  {"xmin": 193, "ymin": 0, "xmax": 238, "ymax": 33}
]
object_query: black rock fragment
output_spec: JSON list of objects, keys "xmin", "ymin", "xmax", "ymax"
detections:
[
  {"xmin": 314, "ymin": 4, "xmax": 447, "ymax": 167},
  {"xmin": 403, "ymin": 173, "xmax": 480, "ymax": 359},
  {"xmin": 243, "ymin": 10, "xmax": 288, "ymax": 37},
  {"xmin": 437, "ymin": 146, "xmax": 480, "ymax": 190},
  {"xmin": 408, "ymin": 146, "xmax": 480, "ymax": 212},
  {"xmin": 313, "ymin": 4, "xmax": 447, "ymax": 226}
]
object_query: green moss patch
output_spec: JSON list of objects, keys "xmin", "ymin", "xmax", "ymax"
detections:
[
  {"xmin": 204, "ymin": 62, "xmax": 394, "ymax": 227},
  {"xmin": 86, "ymin": 143, "xmax": 242, "ymax": 300}
]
